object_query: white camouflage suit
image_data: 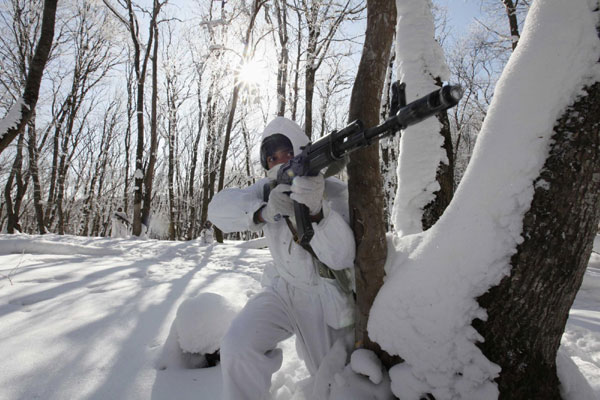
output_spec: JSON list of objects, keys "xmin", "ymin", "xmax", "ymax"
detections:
[{"xmin": 207, "ymin": 117, "xmax": 355, "ymax": 400}]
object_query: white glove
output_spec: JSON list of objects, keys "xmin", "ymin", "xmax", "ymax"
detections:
[
  {"xmin": 290, "ymin": 174, "xmax": 325, "ymax": 215},
  {"xmin": 261, "ymin": 184, "xmax": 293, "ymax": 223}
]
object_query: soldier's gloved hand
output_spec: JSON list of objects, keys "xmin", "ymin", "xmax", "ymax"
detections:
[
  {"xmin": 290, "ymin": 174, "xmax": 325, "ymax": 216},
  {"xmin": 261, "ymin": 184, "xmax": 293, "ymax": 223}
]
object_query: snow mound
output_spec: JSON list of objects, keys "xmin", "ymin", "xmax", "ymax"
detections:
[
  {"xmin": 175, "ymin": 292, "xmax": 239, "ymax": 354},
  {"xmin": 350, "ymin": 348, "xmax": 384, "ymax": 384}
]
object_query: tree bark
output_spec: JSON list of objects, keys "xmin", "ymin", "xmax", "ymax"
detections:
[
  {"xmin": 141, "ymin": 15, "xmax": 160, "ymax": 233},
  {"xmin": 4, "ymin": 131, "xmax": 27, "ymax": 233},
  {"xmin": 0, "ymin": 0, "xmax": 57, "ymax": 155},
  {"xmin": 421, "ymin": 84, "xmax": 454, "ymax": 231},
  {"xmin": 347, "ymin": 0, "xmax": 397, "ymax": 368},
  {"xmin": 186, "ymin": 83, "xmax": 204, "ymax": 240},
  {"xmin": 474, "ymin": 81, "xmax": 600, "ymax": 399},
  {"xmin": 274, "ymin": 0, "xmax": 289, "ymax": 117},
  {"xmin": 27, "ymin": 121, "xmax": 46, "ymax": 234}
]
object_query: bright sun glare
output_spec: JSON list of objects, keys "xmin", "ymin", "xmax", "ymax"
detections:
[{"xmin": 236, "ymin": 59, "xmax": 267, "ymax": 88}]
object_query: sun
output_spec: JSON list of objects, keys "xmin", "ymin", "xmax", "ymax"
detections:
[{"xmin": 236, "ymin": 59, "xmax": 267, "ymax": 88}]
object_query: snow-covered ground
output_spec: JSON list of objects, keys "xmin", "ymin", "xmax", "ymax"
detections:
[{"xmin": 0, "ymin": 233, "xmax": 599, "ymax": 399}]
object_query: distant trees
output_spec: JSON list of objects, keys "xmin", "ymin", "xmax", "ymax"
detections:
[{"xmin": 0, "ymin": 0, "xmax": 505, "ymax": 241}]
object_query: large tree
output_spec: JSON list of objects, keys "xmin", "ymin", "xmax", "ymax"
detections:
[
  {"xmin": 368, "ymin": 0, "xmax": 600, "ymax": 398},
  {"xmin": 346, "ymin": 0, "xmax": 396, "ymax": 366},
  {"xmin": 103, "ymin": 0, "xmax": 166, "ymax": 236}
]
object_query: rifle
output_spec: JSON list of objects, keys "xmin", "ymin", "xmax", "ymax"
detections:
[{"xmin": 265, "ymin": 82, "xmax": 464, "ymax": 245}]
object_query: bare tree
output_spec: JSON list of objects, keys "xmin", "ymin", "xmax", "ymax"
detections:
[
  {"xmin": 4, "ymin": 130, "xmax": 29, "ymax": 232},
  {"xmin": 46, "ymin": 2, "xmax": 120, "ymax": 234},
  {"xmin": 103, "ymin": 0, "xmax": 167, "ymax": 236},
  {"xmin": 295, "ymin": 0, "xmax": 363, "ymax": 139},
  {"xmin": 163, "ymin": 23, "xmax": 192, "ymax": 240},
  {"xmin": 80, "ymin": 100, "xmax": 120, "ymax": 236},
  {"xmin": 272, "ymin": 0, "xmax": 290, "ymax": 117},
  {"xmin": 214, "ymin": 0, "xmax": 267, "ymax": 243}
]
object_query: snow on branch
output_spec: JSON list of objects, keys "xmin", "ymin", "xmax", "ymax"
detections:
[{"xmin": 0, "ymin": 98, "xmax": 28, "ymax": 143}]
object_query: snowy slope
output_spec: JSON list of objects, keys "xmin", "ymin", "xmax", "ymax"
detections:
[
  {"xmin": 0, "ymin": 234, "xmax": 600, "ymax": 399},
  {"xmin": 0, "ymin": 234, "xmax": 307, "ymax": 400}
]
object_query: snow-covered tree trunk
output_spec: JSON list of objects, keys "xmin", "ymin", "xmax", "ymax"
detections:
[
  {"xmin": 392, "ymin": 0, "xmax": 453, "ymax": 236},
  {"xmin": 0, "ymin": 0, "xmax": 57, "ymax": 155},
  {"xmin": 367, "ymin": 0, "xmax": 600, "ymax": 398},
  {"xmin": 3, "ymin": 131, "xmax": 28, "ymax": 233},
  {"xmin": 347, "ymin": 0, "xmax": 396, "ymax": 366},
  {"xmin": 474, "ymin": 56, "xmax": 600, "ymax": 400}
]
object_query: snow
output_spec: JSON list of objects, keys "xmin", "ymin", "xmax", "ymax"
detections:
[
  {"xmin": 350, "ymin": 348, "xmax": 384, "ymax": 384},
  {"xmin": 0, "ymin": 97, "xmax": 26, "ymax": 141},
  {"xmin": 1, "ymin": 233, "xmax": 600, "ymax": 399},
  {"xmin": 370, "ymin": 0, "xmax": 600, "ymax": 398},
  {"xmin": 392, "ymin": 0, "xmax": 451, "ymax": 235},
  {"xmin": 0, "ymin": 234, "xmax": 306, "ymax": 400},
  {"xmin": 134, "ymin": 169, "xmax": 144, "ymax": 179},
  {"xmin": 174, "ymin": 293, "xmax": 239, "ymax": 354}
]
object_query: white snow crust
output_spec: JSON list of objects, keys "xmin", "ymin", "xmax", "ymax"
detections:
[
  {"xmin": 0, "ymin": 97, "xmax": 26, "ymax": 141},
  {"xmin": 392, "ymin": 0, "xmax": 451, "ymax": 235},
  {"xmin": 350, "ymin": 348, "xmax": 384, "ymax": 384},
  {"xmin": 370, "ymin": 0, "xmax": 600, "ymax": 398}
]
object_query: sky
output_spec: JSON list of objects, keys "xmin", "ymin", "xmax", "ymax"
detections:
[{"xmin": 435, "ymin": 0, "xmax": 482, "ymax": 34}]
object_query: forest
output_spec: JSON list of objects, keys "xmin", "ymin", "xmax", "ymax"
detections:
[{"xmin": 2, "ymin": 0, "xmax": 600, "ymax": 398}]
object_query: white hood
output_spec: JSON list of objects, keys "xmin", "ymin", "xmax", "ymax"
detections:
[{"xmin": 261, "ymin": 117, "xmax": 309, "ymax": 162}]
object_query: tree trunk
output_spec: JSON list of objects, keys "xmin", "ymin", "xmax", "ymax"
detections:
[
  {"xmin": 393, "ymin": 1, "xmax": 454, "ymax": 236},
  {"xmin": 141, "ymin": 18, "xmax": 160, "ymax": 233},
  {"xmin": 214, "ymin": 84, "xmax": 241, "ymax": 243},
  {"xmin": 186, "ymin": 89, "xmax": 203, "ymax": 240},
  {"xmin": 503, "ymin": 0, "xmax": 520, "ymax": 50},
  {"xmin": 347, "ymin": 0, "xmax": 397, "ymax": 368},
  {"xmin": 304, "ymin": 64, "xmax": 316, "ymax": 139},
  {"xmin": 274, "ymin": 0, "xmax": 289, "ymax": 117},
  {"xmin": 167, "ymin": 81, "xmax": 177, "ymax": 241},
  {"xmin": 474, "ymin": 81, "xmax": 600, "ymax": 399},
  {"xmin": 421, "ymin": 88, "xmax": 454, "ymax": 231},
  {"xmin": 4, "ymin": 132, "xmax": 26, "ymax": 233},
  {"xmin": 27, "ymin": 121, "xmax": 46, "ymax": 234},
  {"xmin": 123, "ymin": 62, "xmax": 135, "ymax": 214},
  {"xmin": 291, "ymin": 7, "xmax": 302, "ymax": 122},
  {"xmin": 0, "ymin": 0, "xmax": 57, "ymax": 155}
]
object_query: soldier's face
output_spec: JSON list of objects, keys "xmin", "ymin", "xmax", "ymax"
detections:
[{"xmin": 267, "ymin": 148, "xmax": 294, "ymax": 170}]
